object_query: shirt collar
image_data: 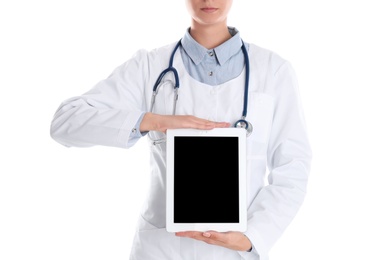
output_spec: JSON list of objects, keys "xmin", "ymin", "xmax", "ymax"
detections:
[{"xmin": 181, "ymin": 27, "xmax": 242, "ymax": 66}]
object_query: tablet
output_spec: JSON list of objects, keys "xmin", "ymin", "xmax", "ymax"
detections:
[{"xmin": 166, "ymin": 128, "xmax": 247, "ymax": 233}]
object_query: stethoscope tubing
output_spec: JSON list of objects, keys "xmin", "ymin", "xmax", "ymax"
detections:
[{"xmin": 150, "ymin": 39, "xmax": 253, "ymax": 138}]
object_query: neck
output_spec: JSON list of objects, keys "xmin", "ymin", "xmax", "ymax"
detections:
[{"xmin": 189, "ymin": 22, "xmax": 231, "ymax": 49}]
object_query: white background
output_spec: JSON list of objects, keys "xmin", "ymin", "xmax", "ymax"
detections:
[{"xmin": 1, "ymin": 0, "xmax": 370, "ymax": 259}]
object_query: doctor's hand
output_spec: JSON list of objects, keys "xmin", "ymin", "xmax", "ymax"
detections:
[
  {"xmin": 175, "ymin": 231, "xmax": 252, "ymax": 252},
  {"xmin": 140, "ymin": 113, "xmax": 230, "ymax": 133}
]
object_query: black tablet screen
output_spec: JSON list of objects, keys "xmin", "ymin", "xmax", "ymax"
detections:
[{"xmin": 173, "ymin": 136, "xmax": 239, "ymax": 223}]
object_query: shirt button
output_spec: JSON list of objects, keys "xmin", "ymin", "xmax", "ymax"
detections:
[
  {"xmin": 209, "ymin": 71, "xmax": 213, "ymax": 76},
  {"xmin": 208, "ymin": 51, "xmax": 214, "ymax": 57}
]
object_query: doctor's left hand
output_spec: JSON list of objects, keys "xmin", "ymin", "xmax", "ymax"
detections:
[{"xmin": 175, "ymin": 231, "xmax": 252, "ymax": 251}]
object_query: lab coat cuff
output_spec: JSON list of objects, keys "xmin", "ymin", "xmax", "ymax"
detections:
[
  {"xmin": 130, "ymin": 113, "xmax": 147, "ymax": 137},
  {"xmin": 241, "ymin": 228, "xmax": 269, "ymax": 260},
  {"xmin": 118, "ymin": 110, "xmax": 145, "ymax": 148},
  {"xmin": 127, "ymin": 112, "xmax": 148, "ymax": 147},
  {"xmin": 237, "ymin": 246, "xmax": 259, "ymax": 259}
]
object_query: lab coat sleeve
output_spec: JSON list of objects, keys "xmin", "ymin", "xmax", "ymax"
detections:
[
  {"xmin": 50, "ymin": 49, "xmax": 150, "ymax": 148},
  {"xmin": 241, "ymin": 62, "xmax": 312, "ymax": 259}
]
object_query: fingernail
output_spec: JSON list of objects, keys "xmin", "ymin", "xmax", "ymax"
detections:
[{"xmin": 203, "ymin": 232, "xmax": 211, "ymax": 238}]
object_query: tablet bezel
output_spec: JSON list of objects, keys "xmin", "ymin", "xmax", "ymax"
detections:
[{"xmin": 166, "ymin": 128, "xmax": 247, "ymax": 233}]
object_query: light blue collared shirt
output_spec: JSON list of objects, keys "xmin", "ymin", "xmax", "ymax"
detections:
[
  {"xmin": 180, "ymin": 27, "xmax": 245, "ymax": 86},
  {"xmin": 131, "ymin": 27, "xmax": 246, "ymax": 140}
]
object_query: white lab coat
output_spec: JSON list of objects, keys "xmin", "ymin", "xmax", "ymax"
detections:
[{"xmin": 51, "ymin": 41, "xmax": 312, "ymax": 260}]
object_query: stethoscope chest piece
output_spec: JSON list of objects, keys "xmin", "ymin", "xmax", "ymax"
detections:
[{"xmin": 234, "ymin": 119, "xmax": 253, "ymax": 137}]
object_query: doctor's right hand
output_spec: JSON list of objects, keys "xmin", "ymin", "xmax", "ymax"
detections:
[{"xmin": 140, "ymin": 113, "xmax": 230, "ymax": 133}]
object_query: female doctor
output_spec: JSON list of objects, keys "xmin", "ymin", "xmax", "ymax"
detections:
[{"xmin": 50, "ymin": 0, "xmax": 312, "ymax": 259}]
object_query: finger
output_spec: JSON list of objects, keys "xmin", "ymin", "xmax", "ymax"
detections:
[
  {"xmin": 175, "ymin": 231, "xmax": 204, "ymax": 239},
  {"xmin": 200, "ymin": 231, "xmax": 228, "ymax": 247},
  {"xmin": 176, "ymin": 231, "xmax": 230, "ymax": 249},
  {"xmin": 202, "ymin": 231, "xmax": 228, "ymax": 243},
  {"xmin": 203, "ymin": 231, "xmax": 252, "ymax": 251},
  {"xmin": 170, "ymin": 115, "xmax": 230, "ymax": 130},
  {"xmin": 202, "ymin": 232, "xmax": 211, "ymax": 238},
  {"xmin": 176, "ymin": 231, "xmax": 224, "ymax": 240},
  {"xmin": 214, "ymin": 122, "xmax": 231, "ymax": 128},
  {"xmin": 192, "ymin": 119, "xmax": 230, "ymax": 129}
]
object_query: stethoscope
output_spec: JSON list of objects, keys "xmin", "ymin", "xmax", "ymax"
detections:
[{"xmin": 149, "ymin": 39, "xmax": 253, "ymax": 144}]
